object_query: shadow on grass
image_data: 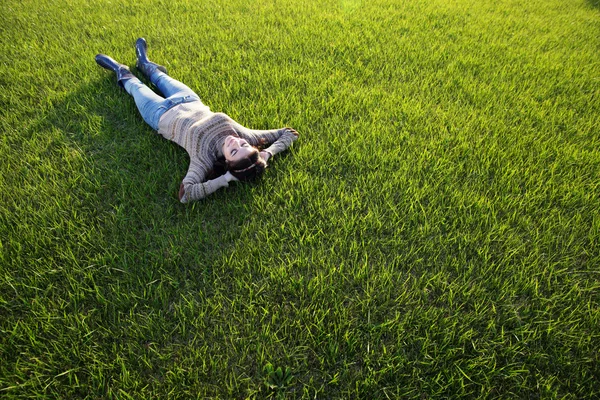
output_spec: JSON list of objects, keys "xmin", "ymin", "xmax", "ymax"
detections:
[
  {"xmin": 1, "ymin": 73, "xmax": 271, "ymax": 397},
  {"xmin": 36, "ymin": 75, "xmax": 259, "ymax": 301},
  {"xmin": 588, "ymin": 0, "xmax": 599, "ymax": 8}
]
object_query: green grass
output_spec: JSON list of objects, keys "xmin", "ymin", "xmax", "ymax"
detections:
[{"xmin": 1, "ymin": 0, "xmax": 599, "ymax": 398}]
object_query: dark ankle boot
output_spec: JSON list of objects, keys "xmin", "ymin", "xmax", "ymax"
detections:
[
  {"xmin": 135, "ymin": 38, "xmax": 167, "ymax": 77},
  {"xmin": 95, "ymin": 54, "xmax": 135, "ymax": 89}
]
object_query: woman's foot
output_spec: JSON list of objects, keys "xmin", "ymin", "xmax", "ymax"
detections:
[
  {"xmin": 95, "ymin": 54, "xmax": 134, "ymax": 88},
  {"xmin": 135, "ymin": 38, "xmax": 167, "ymax": 77}
]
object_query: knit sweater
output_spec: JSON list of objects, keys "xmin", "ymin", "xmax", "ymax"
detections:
[{"xmin": 157, "ymin": 101, "xmax": 298, "ymax": 202}]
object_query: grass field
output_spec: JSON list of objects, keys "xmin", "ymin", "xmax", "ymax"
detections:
[{"xmin": 1, "ymin": 0, "xmax": 599, "ymax": 398}]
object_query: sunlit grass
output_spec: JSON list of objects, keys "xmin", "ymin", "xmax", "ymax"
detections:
[{"xmin": 1, "ymin": 0, "xmax": 599, "ymax": 398}]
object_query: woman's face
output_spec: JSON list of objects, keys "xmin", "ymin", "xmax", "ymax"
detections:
[{"xmin": 223, "ymin": 135, "xmax": 255, "ymax": 163}]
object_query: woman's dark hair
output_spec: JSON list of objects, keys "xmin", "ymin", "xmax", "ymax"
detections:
[
  {"xmin": 207, "ymin": 147, "xmax": 267, "ymax": 182},
  {"xmin": 227, "ymin": 149, "xmax": 267, "ymax": 181}
]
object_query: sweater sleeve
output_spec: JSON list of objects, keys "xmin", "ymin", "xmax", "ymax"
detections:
[
  {"xmin": 180, "ymin": 158, "xmax": 229, "ymax": 203},
  {"xmin": 230, "ymin": 121, "xmax": 299, "ymax": 156}
]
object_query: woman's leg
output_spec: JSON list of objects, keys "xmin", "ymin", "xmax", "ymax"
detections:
[
  {"xmin": 149, "ymin": 69, "xmax": 201, "ymax": 101},
  {"xmin": 123, "ymin": 77, "xmax": 170, "ymax": 131},
  {"xmin": 135, "ymin": 38, "xmax": 202, "ymax": 102},
  {"xmin": 95, "ymin": 53, "xmax": 174, "ymax": 131}
]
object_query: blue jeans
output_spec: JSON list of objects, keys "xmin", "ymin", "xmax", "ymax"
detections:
[{"xmin": 123, "ymin": 70, "xmax": 201, "ymax": 130}]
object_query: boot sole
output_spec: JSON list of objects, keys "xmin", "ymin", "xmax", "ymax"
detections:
[
  {"xmin": 95, "ymin": 54, "xmax": 120, "ymax": 71},
  {"xmin": 135, "ymin": 38, "xmax": 168, "ymax": 74}
]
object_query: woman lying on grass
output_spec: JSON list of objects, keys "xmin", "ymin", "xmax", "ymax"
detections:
[{"xmin": 95, "ymin": 38, "xmax": 298, "ymax": 202}]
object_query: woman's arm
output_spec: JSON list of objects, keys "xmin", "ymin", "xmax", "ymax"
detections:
[
  {"xmin": 230, "ymin": 121, "xmax": 299, "ymax": 157},
  {"xmin": 179, "ymin": 159, "xmax": 236, "ymax": 203}
]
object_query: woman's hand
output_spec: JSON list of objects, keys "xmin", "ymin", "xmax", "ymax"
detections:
[
  {"xmin": 179, "ymin": 183, "xmax": 185, "ymax": 201},
  {"xmin": 285, "ymin": 127, "xmax": 299, "ymax": 137},
  {"xmin": 260, "ymin": 150, "xmax": 271, "ymax": 163},
  {"xmin": 224, "ymin": 171, "xmax": 239, "ymax": 182}
]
